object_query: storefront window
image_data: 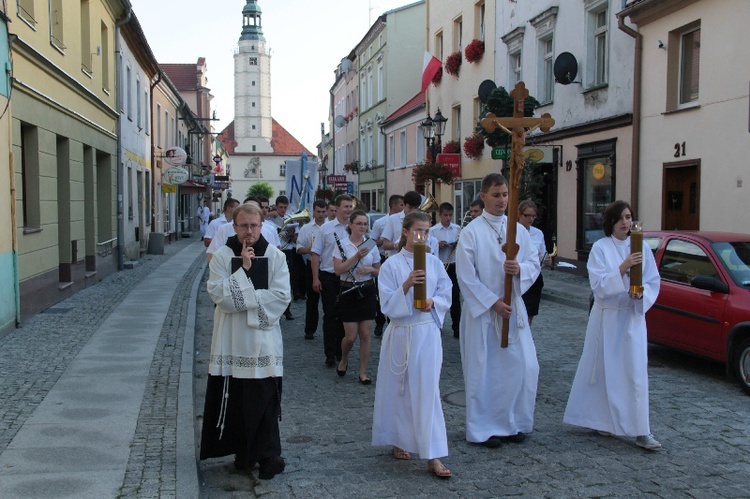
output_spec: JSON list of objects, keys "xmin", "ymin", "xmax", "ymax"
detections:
[
  {"xmin": 453, "ymin": 179, "xmax": 482, "ymax": 224},
  {"xmin": 576, "ymin": 140, "xmax": 616, "ymax": 258}
]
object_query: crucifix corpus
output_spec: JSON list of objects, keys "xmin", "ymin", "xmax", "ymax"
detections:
[{"xmin": 480, "ymin": 81, "xmax": 555, "ymax": 348}]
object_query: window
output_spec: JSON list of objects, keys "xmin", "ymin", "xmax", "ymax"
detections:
[
  {"xmin": 367, "ymin": 69, "xmax": 373, "ymax": 108},
  {"xmin": 101, "ymin": 22, "xmax": 109, "ymax": 90},
  {"xmin": 156, "ymin": 104, "xmax": 162, "ymax": 147},
  {"xmin": 453, "ymin": 179, "xmax": 483, "ymax": 222},
  {"xmin": 576, "ymin": 139, "xmax": 616, "ymax": 254},
  {"xmin": 539, "ymin": 37, "xmax": 554, "ymax": 103},
  {"xmin": 587, "ymin": 5, "xmax": 608, "ymax": 87},
  {"xmin": 20, "ymin": 123, "xmax": 41, "ymax": 230},
  {"xmin": 435, "ymin": 31, "xmax": 444, "ymax": 60},
  {"xmin": 399, "ymin": 131, "xmax": 407, "ymax": 166},
  {"xmin": 368, "ymin": 132, "xmax": 373, "ymax": 167},
  {"xmin": 136, "ymin": 79, "xmax": 141, "ymax": 128},
  {"xmin": 416, "ymin": 127, "xmax": 425, "ymax": 162},
  {"xmin": 476, "ymin": 1, "xmax": 486, "ymax": 41},
  {"xmin": 377, "ymin": 63, "xmax": 383, "ymax": 102},
  {"xmin": 454, "ymin": 17, "xmax": 463, "ymax": 51},
  {"xmin": 389, "ymin": 135, "xmax": 395, "ymax": 167},
  {"xmin": 660, "ymin": 240, "xmax": 717, "ymax": 284},
  {"xmin": 510, "ymin": 51, "xmax": 522, "ymax": 84},
  {"xmin": 252, "ymin": 80, "xmax": 256, "ymax": 86},
  {"xmin": 17, "ymin": 0, "xmax": 36, "ymax": 27},
  {"xmin": 679, "ymin": 27, "xmax": 700, "ymax": 105},
  {"xmin": 50, "ymin": 0, "xmax": 65, "ymax": 50},
  {"xmin": 279, "ymin": 163, "xmax": 286, "ymax": 176},
  {"xmin": 452, "ymin": 105, "xmax": 461, "ymax": 143},
  {"xmin": 360, "ymin": 74, "xmax": 367, "ymax": 109},
  {"xmin": 378, "ymin": 127, "xmax": 384, "ymax": 167},
  {"xmin": 249, "ymin": 57, "xmax": 258, "ymax": 65},
  {"xmin": 164, "ymin": 111, "xmax": 169, "ymax": 146},
  {"xmin": 379, "ymin": 34, "xmax": 383, "ymax": 48},
  {"xmin": 80, "ymin": 0, "xmax": 91, "ymax": 71},
  {"xmin": 126, "ymin": 67, "xmax": 132, "ymax": 119},
  {"xmin": 144, "ymin": 91, "xmax": 149, "ymax": 134}
]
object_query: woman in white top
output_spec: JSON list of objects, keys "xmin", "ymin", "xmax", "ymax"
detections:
[
  {"xmin": 333, "ymin": 210, "xmax": 381, "ymax": 384},
  {"xmin": 518, "ymin": 200, "xmax": 552, "ymax": 325}
]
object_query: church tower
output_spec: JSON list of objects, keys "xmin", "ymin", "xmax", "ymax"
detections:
[{"xmin": 233, "ymin": 0, "xmax": 273, "ymax": 153}]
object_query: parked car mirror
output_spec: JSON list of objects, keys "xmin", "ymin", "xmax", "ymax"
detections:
[{"xmin": 690, "ymin": 275, "xmax": 729, "ymax": 294}]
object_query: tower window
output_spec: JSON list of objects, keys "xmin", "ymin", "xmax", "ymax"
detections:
[
  {"xmin": 252, "ymin": 81, "xmax": 256, "ymax": 86},
  {"xmin": 252, "ymin": 102, "xmax": 256, "ymax": 107},
  {"xmin": 249, "ymin": 57, "xmax": 258, "ymax": 65}
]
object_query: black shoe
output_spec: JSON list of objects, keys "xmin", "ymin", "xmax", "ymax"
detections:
[
  {"xmin": 304, "ymin": 333, "xmax": 314, "ymax": 340},
  {"xmin": 234, "ymin": 454, "xmax": 255, "ymax": 471},
  {"xmin": 284, "ymin": 311, "xmax": 294, "ymax": 320},
  {"xmin": 500, "ymin": 432, "xmax": 526, "ymax": 443},
  {"xmin": 258, "ymin": 456, "xmax": 285, "ymax": 479},
  {"xmin": 374, "ymin": 325, "xmax": 383, "ymax": 337},
  {"xmin": 325, "ymin": 356, "xmax": 335, "ymax": 367},
  {"xmin": 480, "ymin": 436, "xmax": 503, "ymax": 448}
]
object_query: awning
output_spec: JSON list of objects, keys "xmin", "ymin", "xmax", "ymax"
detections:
[{"xmin": 179, "ymin": 181, "xmax": 210, "ymax": 194}]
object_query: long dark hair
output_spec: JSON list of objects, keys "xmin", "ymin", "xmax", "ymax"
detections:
[
  {"xmin": 602, "ymin": 200, "xmax": 634, "ymax": 237},
  {"xmin": 397, "ymin": 211, "xmax": 431, "ymax": 250}
]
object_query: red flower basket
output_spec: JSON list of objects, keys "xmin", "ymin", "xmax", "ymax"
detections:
[
  {"xmin": 432, "ymin": 67, "xmax": 443, "ymax": 86},
  {"xmin": 464, "ymin": 39, "xmax": 485, "ymax": 63},
  {"xmin": 442, "ymin": 140, "xmax": 460, "ymax": 154},
  {"xmin": 463, "ymin": 132, "xmax": 485, "ymax": 160},
  {"xmin": 445, "ymin": 51, "xmax": 462, "ymax": 77},
  {"xmin": 411, "ymin": 160, "xmax": 456, "ymax": 186}
]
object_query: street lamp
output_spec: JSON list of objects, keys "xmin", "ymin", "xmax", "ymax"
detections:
[
  {"xmin": 318, "ymin": 163, "xmax": 328, "ymax": 192},
  {"xmin": 421, "ymin": 108, "xmax": 448, "ymax": 222}
]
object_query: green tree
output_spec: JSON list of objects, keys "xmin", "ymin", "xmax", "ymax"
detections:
[
  {"xmin": 246, "ymin": 182, "xmax": 274, "ymax": 200},
  {"xmin": 476, "ymin": 86, "xmax": 540, "ymax": 148}
]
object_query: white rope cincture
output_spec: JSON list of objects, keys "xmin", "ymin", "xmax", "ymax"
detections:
[{"xmin": 216, "ymin": 376, "xmax": 230, "ymax": 439}]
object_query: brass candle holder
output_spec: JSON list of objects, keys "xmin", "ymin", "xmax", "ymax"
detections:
[
  {"xmin": 413, "ymin": 230, "xmax": 427, "ymax": 310},
  {"xmin": 629, "ymin": 220, "xmax": 644, "ymax": 296}
]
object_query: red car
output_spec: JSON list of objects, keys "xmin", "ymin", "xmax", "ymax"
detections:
[{"xmin": 644, "ymin": 231, "xmax": 750, "ymax": 395}]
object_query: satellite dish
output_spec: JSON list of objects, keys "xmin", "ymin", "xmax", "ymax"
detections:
[
  {"xmin": 478, "ymin": 79, "xmax": 497, "ymax": 103},
  {"xmin": 334, "ymin": 115, "xmax": 346, "ymax": 128},
  {"xmin": 554, "ymin": 52, "xmax": 579, "ymax": 85},
  {"xmin": 340, "ymin": 58, "xmax": 353, "ymax": 75}
]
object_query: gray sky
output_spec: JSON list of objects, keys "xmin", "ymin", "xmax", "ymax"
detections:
[{"xmin": 129, "ymin": 0, "xmax": 416, "ymax": 152}]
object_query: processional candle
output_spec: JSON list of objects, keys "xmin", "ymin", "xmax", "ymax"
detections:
[
  {"xmin": 629, "ymin": 220, "xmax": 644, "ymax": 296},
  {"xmin": 413, "ymin": 230, "xmax": 427, "ymax": 309}
]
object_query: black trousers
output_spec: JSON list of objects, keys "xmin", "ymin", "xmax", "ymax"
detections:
[
  {"xmin": 282, "ymin": 249, "xmax": 301, "ymax": 298},
  {"xmin": 304, "ymin": 260, "xmax": 320, "ymax": 336},
  {"xmin": 375, "ymin": 254, "xmax": 387, "ymax": 327},
  {"xmin": 446, "ymin": 263, "xmax": 461, "ymax": 336},
  {"xmin": 200, "ymin": 375, "xmax": 282, "ymax": 464},
  {"xmin": 320, "ymin": 270, "xmax": 344, "ymax": 360}
]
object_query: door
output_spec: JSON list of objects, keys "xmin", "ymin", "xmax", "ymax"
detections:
[{"xmin": 662, "ymin": 162, "xmax": 699, "ymax": 230}]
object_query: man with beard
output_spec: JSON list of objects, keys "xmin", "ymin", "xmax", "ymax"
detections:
[{"xmin": 199, "ymin": 203, "xmax": 291, "ymax": 479}]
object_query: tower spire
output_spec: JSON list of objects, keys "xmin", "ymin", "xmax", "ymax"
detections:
[{"xmin": 241, "ymin": 0, "xmax": 265, "ymax": 41}]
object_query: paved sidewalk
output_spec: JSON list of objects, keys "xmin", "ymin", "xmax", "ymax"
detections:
[{"xmin": 0, "ymin": 237, "xmax": 205, "ymax": 498}]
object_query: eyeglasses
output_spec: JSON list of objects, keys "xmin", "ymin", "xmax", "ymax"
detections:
[
  {"xmin": 352, "ymin": 222, "xmax": 368, "ymax": 227},
  {"xmin": 521, "ymin": 213, "xmax": 537, "ymax": 219},
  {"xmin": 236, "ymin": 223, "xmax": 262, "ymax": 230}
]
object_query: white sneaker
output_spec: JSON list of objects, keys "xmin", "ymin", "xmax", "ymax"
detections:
[{"xmin": 636, "ymin": 434, "xmax": 662, "ymax": 450}]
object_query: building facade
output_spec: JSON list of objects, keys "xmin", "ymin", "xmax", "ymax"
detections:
[
  {"xmin": 10, "ymin": 0, "xmax": 124, "ymax": 319},
  {"xmin": 620, "ymin": 0, "xmax": 750, "ymax": 234}
]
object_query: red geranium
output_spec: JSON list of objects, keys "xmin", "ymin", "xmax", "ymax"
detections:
[
  {"xmin": 445, "ymin": 51, "xmax": 462, "ymax": 77},
  {"xmin": 411, "ymin": 160, "xmax": 456, "ymax": 186},
  {"xmin": 464, "ymin": 39, "xmax": 485, "ymax": 63},
  {"xmin": 442, "ymin": 140, "xmax": 460, "ymax": 154},
  {"xmin": 463, "ymin": 132, "xmax": 485, "ymax": 160},
  {"xmin": 432, "ymin": 66, "xmax": 443, "ymax": 86}
]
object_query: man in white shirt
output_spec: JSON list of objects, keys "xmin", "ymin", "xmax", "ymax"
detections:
[
  {"xmin": 206, "ymin": 198, "xmax": 280, "ymax": 262},
  {"xmin": 432, "ymin": 202, "xmax": 462, "ymax": 338},
  {"xmin": 310, "ymin": 195, "xmax": 353, "ymax": 366},
  {"xmin": 204, "ymin": 198, "xmax": 239, "ymax": 248},
  {"xmin": 325, "ymin": 201, "xmax": 336, "ymax": 223},
  {"xmin": 296, "ymin": 200, "xmax": 328, "ymax": 340},
  {"xmin": 380, "ymin": 191, "xmax": 422, "ymax": 257},
  {"xmin": 370, "ymin": 195, "xmax": 404, "ymax": 336},
  {"xmin": 275, "ymin": 195, "xmax": 305, "ymax": 301},
  {"xmin": 197, "ymin": 201, "xmax": 211, "ymax": 237}
]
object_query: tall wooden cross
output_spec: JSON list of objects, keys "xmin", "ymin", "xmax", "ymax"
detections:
[{"xmin": 480, "ymin": 81, "xmax": 555, "ymax": 348}]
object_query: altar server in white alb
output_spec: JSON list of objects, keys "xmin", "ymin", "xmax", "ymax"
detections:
[
  {"xmin": 563, "ymin": 200, "xmax": 662, "ymax": 450},
  {"xmin": 372, "ymin": 211, "xmax": 453, "ymax": 478},
  {"xmin": 455, "ymin": 173, "xmax": 540, "ymax": 448}
]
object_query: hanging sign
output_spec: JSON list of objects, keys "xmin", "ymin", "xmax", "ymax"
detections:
[
  {"xmin": 163, "ymin": 166, "xmax": 190, "ymax": 185},
  {"xmin": 164, "ymin": 146, "xmax": 188, "ymax": 167}
]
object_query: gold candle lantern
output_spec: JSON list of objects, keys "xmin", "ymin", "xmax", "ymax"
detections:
[
  {"xmin": 629, "ymin": 220, "xmax": 644, "ymax": 295},
  {"xmin": 413, "ymin": 230, "xmax": 427, "ymax": 310}
]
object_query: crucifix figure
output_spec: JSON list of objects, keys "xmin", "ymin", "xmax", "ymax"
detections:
[{"xmin": 480, "ymin": 81, "xmax": 555, "ymax": 348}]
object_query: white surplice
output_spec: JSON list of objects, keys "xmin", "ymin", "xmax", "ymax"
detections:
[
  {"xmin": 563, "ymin": 236, "xmax": 660, "ymax": 436},
  {"xmin": 455, "ymin": 211, "xmax": 541, "ymax": 443},
  {"xmin": 372, "ymin": 250, "xmax": 452, "ymax": 459}
]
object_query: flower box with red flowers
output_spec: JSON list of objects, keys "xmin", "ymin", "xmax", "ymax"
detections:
[
  {"xmin": 432, "ymin": 67, "xmax": 443, "ymax": 86},
  {"xmin": 463, "ymin": 132, "xmax": 485, "ymax": 160},
  {"xmin": 445, "ymin": 51, "xmax": 462, "ymax": 77},
  {"xmin": 442, "ymin": 140, "xmax": 460, "ymax": 154},
  {"xmin": 464, "ymin": 39, "xmax": 485, "ymax": 63},
  {"xmin": 411, "ymin": 160, "xmax": 456, "ymax": 186},
  {"xmin": 343, "ymin": 160, "xmax": 359, "ymax": 173}
]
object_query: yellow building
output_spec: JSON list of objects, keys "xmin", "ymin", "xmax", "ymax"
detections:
[{"xmin": 10, "ymin": 0, "xmax": 125, "ymax": 319}]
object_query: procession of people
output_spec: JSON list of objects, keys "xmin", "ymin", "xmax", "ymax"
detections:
[{"xmin": 198, "ymin": 175, "xmax": 661, "ymax": 482}]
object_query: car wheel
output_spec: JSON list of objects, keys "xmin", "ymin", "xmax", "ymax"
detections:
[{"xmin": 736, "ymin": 337, "xmax": 750, "ymax": 395}]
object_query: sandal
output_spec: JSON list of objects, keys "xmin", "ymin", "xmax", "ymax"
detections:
[
  {"xmin": 427, "ymin": 459, "xmax": 452, "ymax": 478},
  {"xmin": 392, "ymin": 447, "xmax": 411, "ymax": 460},
  {"xmin": 359, "ymin": 376, "xmax": 372, "ymax": 385}
]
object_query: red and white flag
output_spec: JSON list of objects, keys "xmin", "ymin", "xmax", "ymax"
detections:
[{"xmin": 421, "ymin": 51, "xmax": 442, "ymax": 93}]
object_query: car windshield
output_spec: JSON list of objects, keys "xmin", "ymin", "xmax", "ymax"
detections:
[{"xmin": 712, "ymin": 241, "xmax": 750, "ymax": 287}]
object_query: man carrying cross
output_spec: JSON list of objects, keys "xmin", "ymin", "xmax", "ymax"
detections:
[{"xmin": 455, "ymin": 81, "xmax": 553, "ymax": 448}]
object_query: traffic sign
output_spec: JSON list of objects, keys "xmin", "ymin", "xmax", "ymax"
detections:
[{"xmin": 491, "ymin": 147, "xmax": 510, "ymax": 160}]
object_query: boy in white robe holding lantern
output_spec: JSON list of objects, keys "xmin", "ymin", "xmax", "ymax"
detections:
[{"xmin": 455, "ymin": 173, "xmax": 540, "ymax": 448}]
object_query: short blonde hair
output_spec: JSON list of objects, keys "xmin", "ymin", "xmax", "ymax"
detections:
[{"xmin": 233, "ymin": 203, "xmax": 263, "ymax": 224}]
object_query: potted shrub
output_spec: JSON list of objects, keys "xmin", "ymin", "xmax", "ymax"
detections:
[
  {"xmin": 464, "ymin": 39, "xmax": 485, "ymax": 63},
  {"xmin": 463, "ymin": 132, "xmax": 485, "ymax": 160},
  {"xmin": 445, "ymin": 51, "xmax": 462, "ymax": 77}
]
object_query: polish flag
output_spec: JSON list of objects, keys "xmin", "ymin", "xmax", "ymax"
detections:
[{"xmin": 421, "ymin": 51, "xmax": 442, "ymax": 93}]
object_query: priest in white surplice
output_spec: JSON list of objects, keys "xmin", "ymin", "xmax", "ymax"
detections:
[
  {"xmin": 455, "ymin": 174, "xmax": 540, "ymax": 448},
  {"xmin": 372, "ymin": 211, "xmax": 453, "ymax": 478},
  {"xmin": 563, "ymin": 200, "xmax": 662, "ymax": 450}
]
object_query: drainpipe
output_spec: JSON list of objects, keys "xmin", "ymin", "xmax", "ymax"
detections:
[
  {"xmin": 115, "ymin": 5, "xmax": 133, "ymax": 270},
  {"xmin": 617, "ymin": 11, "xmax": 642, "ymax": 215}
]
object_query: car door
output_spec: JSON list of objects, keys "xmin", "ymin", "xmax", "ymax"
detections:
[{"xmin": 647, "ymin": 237, "xmax": 728, "ymax": 359}]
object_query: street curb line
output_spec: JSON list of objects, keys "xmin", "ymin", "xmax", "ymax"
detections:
[{"xmin": 177, "ymin": 251, "xmax": 206, "ymax": 499}]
